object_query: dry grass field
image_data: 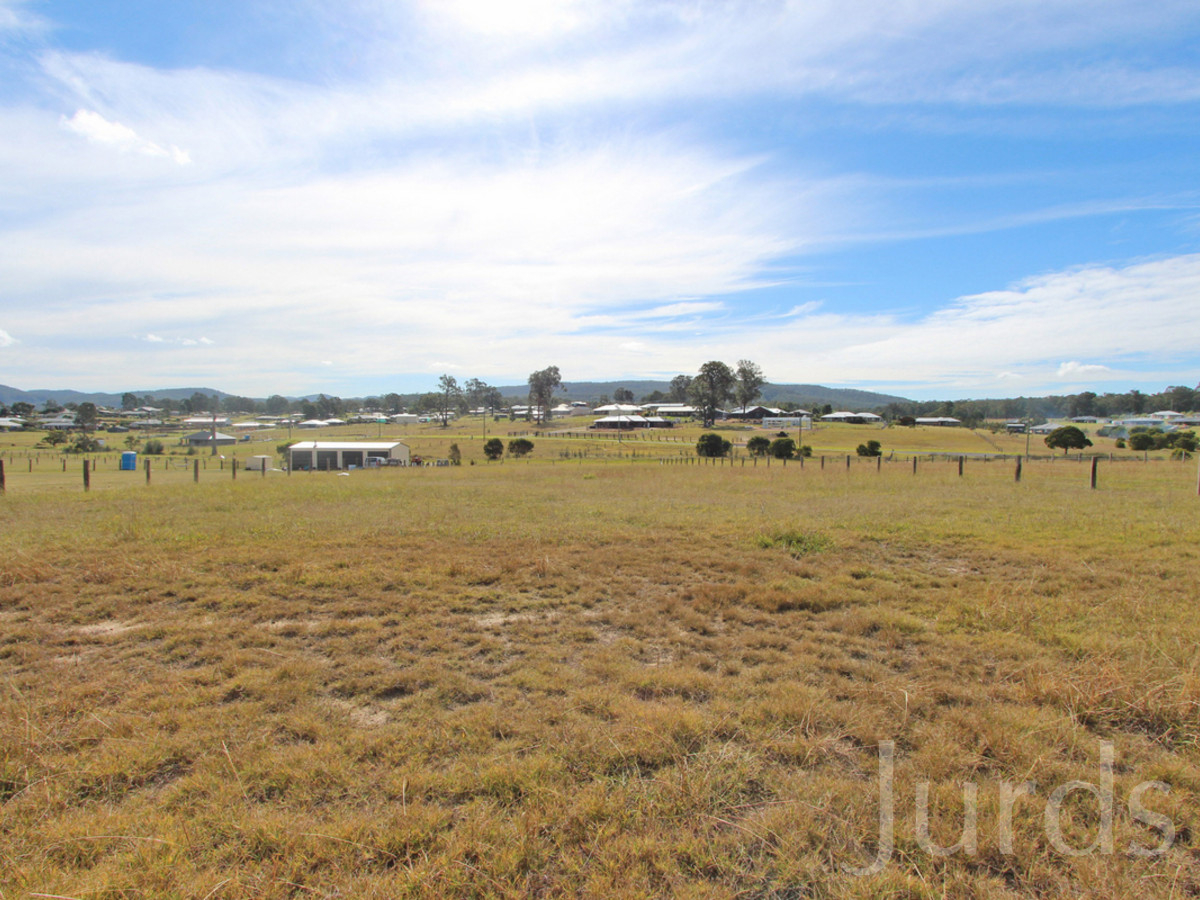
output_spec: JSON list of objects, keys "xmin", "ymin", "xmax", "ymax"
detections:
[{"xmin": 2, "ymin": 454, "xmax": 1199, "ymax": 898}]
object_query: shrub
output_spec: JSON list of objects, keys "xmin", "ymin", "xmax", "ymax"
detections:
[
  {"xmin": 746, "ymin": 436, "xmax": 771, "ymax": 456},
  {"xmin": 756, "ymin": 528, "xmax": 831, "ymax": 557},
  {"xmin": 143, "ymin": 439, "xmax": 165, "ymax": 455},
  {"xmin": 1114, "ymin": 438, "xmax": 1126, "ymax": 449},
  {"xmin": 798, "ymin": 444, "xmax": 813, "ymax": 458},
  {"xmin": 483, "ymin": 438, "xmax": 504, "ymax": 460},
  {"xmin": 696, "ymin": 433, "xmax": 731, "ymax": 457},
  {"xmin": 448, "ymin": 443, "xmax": 462, "ymax": 465},
  {"xmin": 856, "ymin": 440, "xmax": 882, "ymax": 457},
  {"xmin": 66, "ymin": 435, "xmax": 102, "ymax": 454},
  {"xmin": 769, "ymin": 437, "xmax": 796, "ymax": 459},
  {"xmin": 1128, "ymin": 433, "xmax": 1156, "ymax": 452},
  {"xmin": 508, "ymin": 438, "xmax": 534, "ymax": 458}
]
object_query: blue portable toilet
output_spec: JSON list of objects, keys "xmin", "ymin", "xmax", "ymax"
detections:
[{"xmin": 120, "ymin": 451, "xmax": 137, "ymax": 471}]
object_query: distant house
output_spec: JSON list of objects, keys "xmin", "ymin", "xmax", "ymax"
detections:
[
  {"xmin": 820, "ymin": 411, "xmax": 883, "ymax": 424},
  {"xmin": 288, "ymin": 441, "xmax": 410, "ymax": 470},
  {"xmin": 39, "ymin": 414, "xmax": 77, "ymax": 430},
  {"xmin": 654, "ymin": 405, "xmax": 697, "ymax": 418},
  {"xmin": 185, "ymin": 430, "xmax": 237, "ymax": 447},
  {"xmin": 183, "ymin": 416, "xmax": 230, "ymax": 427},
  {"xmin": 728, "ymin": 406, "xmax": 784, "ymax": 420},
  {"xmin": 591, "ymin": 415, "xmax": 649, "ymax": 430},
  {"xmin": 0, "ymin": 417, "xmax": 24, "ymax": 431},
  {"xmin": 1005, "ymin": 422, "xmax": 1027, "ymax": 433},
  {"xmin": 915, "ymin": 417, "xmax": 962, "ymax": 427}
]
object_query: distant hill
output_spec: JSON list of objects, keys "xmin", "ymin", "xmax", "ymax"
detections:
[
  {"xmin": 0, "ymin": 380, "xmax": 909, "ymax": 411},
  {"xmin": 495, "ymin": 380, "xmax": 910, "ymax": 409},
  {"xmin": 0, "ymin": 384, "xmax": 232, "ymax": 407}
]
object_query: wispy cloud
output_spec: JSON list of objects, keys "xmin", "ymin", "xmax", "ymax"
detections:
[
  {"xmin": 0, "ymin": 327, "xmax": 16, "ymax": 347},
  {"xmin": 63, "ymin": 109, "xmax": 191, "ymax": 164},
  {"xmin": 1, "ymin": 1, "xmax": 1199, "ymax": 395},
  {"xmin": 139, "ymin": 334, "xmax": 213, "ymax": 346}
]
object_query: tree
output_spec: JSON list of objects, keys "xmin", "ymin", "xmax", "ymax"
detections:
[
  {"xmin": 1068, "ymin": 391, "xmax": 1097, "ymax": 419},
  {"xmin": 465, "ymin": 378, "xmax": 502, "ymax": 414},
  {"xmin": 769, "ymin": 437, "xmax": 796, "ymax": 459},
  {"xmin": 266, "ymin": 394, "xmax": 290, "ymax": 416},
  {"xmin": 613, "ymin": 387, "xmax": 634, "ymax": 403},
  {"xmin": 75, "ymin": 402, "xmax": 98, "ymax": 432},
  {"xmin": 121, "ymin": 392, "xmax": 138, "ymax": 411},
  {"xmin": 669, "ymin": 375, "xmax": 693, "ymax": 403},
  {"xmin": 734, "ymin": 359, "xmax": 766, "ymax": 413},
  {"xmin": 527, "ymin": 366, "xmax": 562, "ymax": 425},
  {"xmin": 689, "ymin": 361, "xmax": 736, "ymax": 427},
  {"xmin": 746, "ymin": 436, "xmax": 771, "ymax": 456},
  {"xmin": 696, "ymin": 433, "xmax": 731, "ymax": 457},
  {"xmin": 1044, "ymin": 425, "xmax": 1093, "ymax": 455},
  {"xmin": 483, "ymin": 438, "xmax": 505, "ymax": 460},
  {"xmin": 448, "ymin": 443, "xmax": 462, "ymax": 465},
  {"xmin": 508, "ymin": 437, "xmax": 534, "ymax": 457},
  {"xmin": 437, "ymin": 374, "xmax": 461, "ymax": 426},
  {"xmin": 856, "ymin": 439, "xmax": 882, "ymax": 457},
  {"xmin": 383, "ymin": 393, "xmax": 403, "ymax": 414},
  {"xmin": 11, "ymin": 402, "xmax": 34, "ymax": 418},
  {"xmin": 1128, "ymin": 432, "xmax": 1156, "ymax": 452}
]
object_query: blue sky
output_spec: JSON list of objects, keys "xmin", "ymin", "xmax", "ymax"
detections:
[{"xmin": 1, "ymin": 0, "xmax": 1199, "ymax": 400}]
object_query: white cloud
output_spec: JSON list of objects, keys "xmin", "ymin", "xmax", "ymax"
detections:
[
  {"xmin": 1056, "ymin": 361, "xmax": 1111, "ymax": 378},
  {"xmin": 0, "ymin": 327, "xmax": 15, "ymax": 347},
  {"xmin": 62, "ymin": 109, "xmax": 191, "ymax": 165},
  {"xmin": 728, "ymin": 254, "xmax": 1200, "ymax": 393}
]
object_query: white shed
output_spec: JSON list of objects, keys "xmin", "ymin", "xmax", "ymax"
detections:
[{"xmin": 288, "ymin": 441, "xmax": 410, "ymax": 470}]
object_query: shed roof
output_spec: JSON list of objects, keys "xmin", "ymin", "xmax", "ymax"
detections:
[{"xmin": 288, "ymin": 441, "xmax": 407, "ymax": 451}]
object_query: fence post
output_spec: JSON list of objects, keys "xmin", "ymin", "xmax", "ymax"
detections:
[
  {"xmin": 1015, "ymin": 458, "xmax": 1022, "ymax": 482},
  {"xmin": 912, "ymin": 457, "xmax": 917, "ymax": 475},
  {"xmin": 0, "ymin": 459, "xmax": 5, "ymax": 493},
  {"xmin": 877, "ymin": 455, "xmax": 881, "ymax": 472},
  {"xmin": 194, "ymin": 459, "xmax": 200, "ymax": 483},
  {"xmin": 1090, "ymin": 456, "xmax": 1098, "ymax": 490},
  {"xmin": 846, "ymin": 454, "xmax": 850, "ymax": 470},
  {"xmin": 83, "ymin": 459, "xmax": 90, "ymax": 492},
  {"xmin": 145, "ymin": 458, "xmax": 151, "ymax": 485},
  {"xmin": 232, "ymin": 458, "xmax": 237, "ymax": 480},
  {"xmin": 958, "ymin": 456, "xmax": 964, "ymax": 477}
]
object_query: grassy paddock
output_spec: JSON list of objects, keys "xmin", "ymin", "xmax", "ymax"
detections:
[{"xmin": 2, "ymin": 460, "xmax": 1199, "ymax": 897}]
